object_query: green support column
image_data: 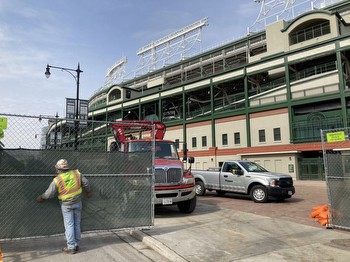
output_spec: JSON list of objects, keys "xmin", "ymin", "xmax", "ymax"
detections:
[
  {"xmin": 138, "ymin": 99, "xmax": 142, "ymax": 120},
  {"xmin": 210, "ymin": 80, "xmax": 216, "ymax": 148},
  {"xmin": 182, "ymin": 91, "xmax": 187, "ymax": 146},
  {"xmin": 285, "ymin": 57, "xmax": 293, "ymax": 142},
  {"xmin": 105, "ymin": 108, "xmax": 108, "ymax": 151},
  {"xmin": 244, "ymin": 70, "xmax": 251, "ymax": 147},
  {"xmin": 91, "ymin": 119, "xmax": 94, "ymax": 151},
  {"xmin": 121, "ymin": 104, "xmax": 125, "ymax": 119},
  {"xmin": 158, "ymin": 95, "xmax": 162, "ymax": 122},
  {"xmin": 336, "ymin": 46, "xmax": 348, "ymax": 128}
]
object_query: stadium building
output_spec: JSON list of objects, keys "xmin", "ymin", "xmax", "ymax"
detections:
[{"xmin": 87, "ymin": 0, "xmax": 350, "ymax": 180}]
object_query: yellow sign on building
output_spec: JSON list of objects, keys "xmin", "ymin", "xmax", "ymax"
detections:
[{"xmin": 326, "ymin": 131, "xmax": 346, "ymax": 142}]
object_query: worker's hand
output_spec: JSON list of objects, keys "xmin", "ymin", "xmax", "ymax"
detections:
[
  {"xmin": 86, "ymin": 191, "xmax": 93, "ymax": 198},
  {"xmin": 36, "ymin": 195, "xmax": 44, "ymax": 203}
]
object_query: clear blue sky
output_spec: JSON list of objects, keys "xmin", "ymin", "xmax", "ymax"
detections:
[{"xmin": 0, "ymin": 0, "xmax": 264, "ymax": 117}]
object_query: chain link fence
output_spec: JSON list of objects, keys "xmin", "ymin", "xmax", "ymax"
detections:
[
  {"xmin": 0, "ymin": 113, "xmax": 154, "ymax": 240},
  {"xmin": 321, "ymin": 128, "xmax": 350, "ymax": 231}
]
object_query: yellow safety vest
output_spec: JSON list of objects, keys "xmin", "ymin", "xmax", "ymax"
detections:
[{"xmin": 54, "ymin": 169, "xmax": 82, "ymax": 200}]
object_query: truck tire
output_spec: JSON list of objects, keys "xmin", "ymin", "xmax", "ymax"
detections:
[
  {"xmin": 250, "ymin": 185, "xmax": 268, "ymax": 203},
  {"xmin": 177, "ymin": 196, "xmax": 197, "ymax": 213},
  {"xmin": 195, "ymin": 181, "xmax": 206, "ymax": 196}
]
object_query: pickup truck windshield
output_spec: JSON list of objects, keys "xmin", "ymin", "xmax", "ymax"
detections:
[
  {"xmin": 128, "ymin": 141, "xmax": 179, "ymax": 159},
  {"xmin": 239, "ymin": 161, "xmax": 268, "ymax": 172}
]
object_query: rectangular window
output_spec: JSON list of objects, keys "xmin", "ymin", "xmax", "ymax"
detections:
[
  {"xmin": 192, "ymin": 137, "xmax": 197, "ymax": 148},
  {"xmin": 202, "ymin": 136, "xmax": 207, "ymax": 147},
  {"xmin": 274, "ymin": 128, "xmax": 281, "ymax": 141},
  {"xmin": 222, "ymin": 134, "xmax": 228, "ymax": 145},
  {"xmin": 234, "ymin": 132, "xmax": 240, "ymax": 145},
  {"xmin": 259, "ymin": 129, "xmax": 266, "ymax": 143}
]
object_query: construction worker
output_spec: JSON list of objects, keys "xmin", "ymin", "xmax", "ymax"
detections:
[{"xmin": 36, "ymin": 159, "xmax": 93, "ymax": 254}]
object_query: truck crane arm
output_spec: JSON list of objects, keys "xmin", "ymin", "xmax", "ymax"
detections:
[{"xmin": 110, "ymin": 120, "xmax": 166, "ymax": 143}]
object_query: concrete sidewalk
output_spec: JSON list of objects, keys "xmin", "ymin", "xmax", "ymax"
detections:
[
  {"xmin": 0, "ymin": 230, "xmax": 170, "ymax": 262},
  {"xmin": 132, "ymin": 180, "xmax": 350, "ymax": 261},
  {"xmin": 133, "ymin": 203, "xmax": 350, "ymax": 262}
]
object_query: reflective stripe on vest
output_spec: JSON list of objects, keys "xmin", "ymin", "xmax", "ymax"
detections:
[{"xmin": 54, "ymin": 169, "xmax": 82, "ymax": 200}]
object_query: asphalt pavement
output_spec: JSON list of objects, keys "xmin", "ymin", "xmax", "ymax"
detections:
[{"xmin": 1, "ymin": 181, "xmax": 350, "ymax": 262}]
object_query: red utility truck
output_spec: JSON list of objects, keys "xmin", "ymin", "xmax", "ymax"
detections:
[{"xmin": 110, "ymin": 120, "xmax": 196, "ymax": 213}]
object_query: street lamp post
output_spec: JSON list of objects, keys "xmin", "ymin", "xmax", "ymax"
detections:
[
  {"xmin": 45, "ymin": 63, "xmax": 83, "ymax": 150},
  {"xmin": 54, "ymin": 112, "xmax": 59, "ymax": 149}
]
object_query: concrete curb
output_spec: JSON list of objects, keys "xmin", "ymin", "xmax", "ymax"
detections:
[{"xmin": 129, "ymin": 230, "xmax": 187, "ymax": 262}]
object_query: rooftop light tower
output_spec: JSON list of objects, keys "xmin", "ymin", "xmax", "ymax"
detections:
[{"xmin": 249, "ymin": 0, "xmax": 343, "ymax": 33}]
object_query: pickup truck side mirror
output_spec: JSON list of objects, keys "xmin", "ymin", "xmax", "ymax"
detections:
[
  {"xmin": 188, "ymin": 156, "xmax": 195, "ymax": 164},
  {"xmin": 232, "ymin": 169, "xmax": 244, "ymax": 175}
]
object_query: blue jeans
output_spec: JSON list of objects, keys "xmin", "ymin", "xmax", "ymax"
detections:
[{"xmin": 61, "ymin": 201, "xmax": 82, "ymax": 250}]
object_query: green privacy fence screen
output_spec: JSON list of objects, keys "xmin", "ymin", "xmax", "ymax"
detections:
[{"xmin": 0, "ymin": 114, "xmax": 154, "ymax": 239}]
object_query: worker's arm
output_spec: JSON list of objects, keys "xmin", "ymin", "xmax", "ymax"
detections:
[
  {"xmin": 82, "ymin": 175, "xmax": 93, "ymax": 198},
  {"xmin": 36, "ymin": 180, "xmax": 57, "ymax": 203}
]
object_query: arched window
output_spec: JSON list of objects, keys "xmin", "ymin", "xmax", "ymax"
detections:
[
  {"xmin": 307, "ymin": 112, "xmax": 326, "ymax": 139},
  {"xmin": 109, "ymin": 89, "xmax": 121, "ymax": 102},
  {"xmin": 289, "ymin": 19, "xmax": 330, "ymax": 45}
]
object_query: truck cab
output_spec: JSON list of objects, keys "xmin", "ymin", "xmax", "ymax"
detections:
[{"xmin": 110, "ymin": 120, "xmax": 197, "ymax": 213}]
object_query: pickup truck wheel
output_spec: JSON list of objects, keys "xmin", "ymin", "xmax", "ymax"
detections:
[
  {"xmin": 195, "ymin": 181, "xmax": 206, "ymax": 196},
  {"xmin": 250, "ymin": 185, "xmax": 268, "ymax": 203},
  {"xmin": 177, "ymin": 196, "xmax": 197, "ymax": 213}
]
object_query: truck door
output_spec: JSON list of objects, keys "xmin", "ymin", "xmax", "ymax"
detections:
[{"xmin": 220, "ymin": 162, "xmax": 246, "ymax": 193}]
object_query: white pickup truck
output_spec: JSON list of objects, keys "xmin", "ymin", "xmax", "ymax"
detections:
[{"xmin": 192, "ymin": 160, "xmax": 295, "ymax": 203}]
